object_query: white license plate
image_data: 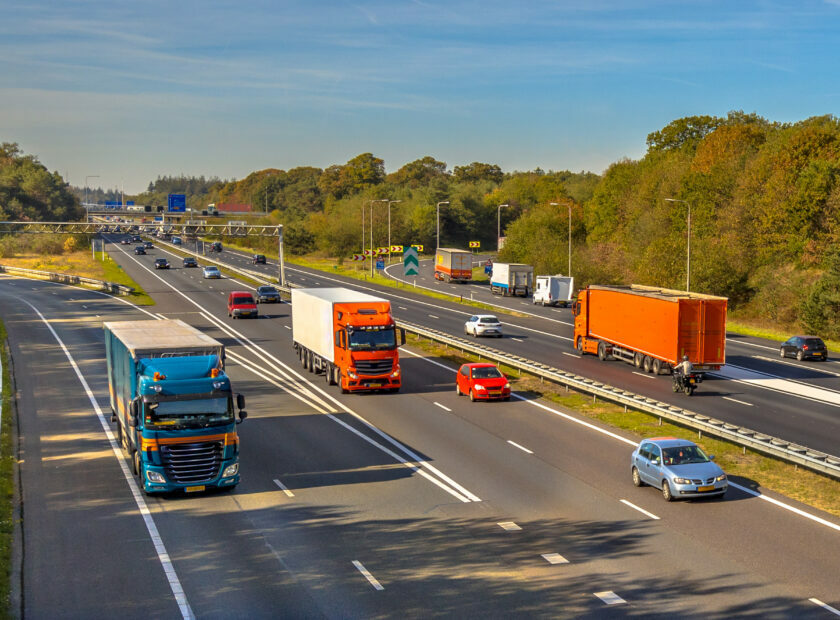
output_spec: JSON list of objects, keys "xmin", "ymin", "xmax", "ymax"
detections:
[{"xmin": 185, "ymin": 485, "xmax": 206, "ymax": 493}]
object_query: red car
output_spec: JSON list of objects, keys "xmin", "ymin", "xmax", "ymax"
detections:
[
  {"xmin": 456, "ymin": 363, "xmax": 511, "ymax": 402},
  {"xmin": 227, "ymin": 291, "xmax": 259, "ymax": 319}
]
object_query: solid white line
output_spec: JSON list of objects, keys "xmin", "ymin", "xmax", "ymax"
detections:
[
  {"xmin": 594, "ymin": 591, "xmax": 626, "ymax": 605},
  {"xmin": 810, "ymin": 598, "xmax": 840, "ymax": 616},
  {"xmin": 562, "ymin": 352, "xmax": 578, "ymax": 358},
  {"xmin": 541, "ymin": 553, "xmax": 569, "ymax": 565},
  {"xmin": 619, "ymin": 499, "xmax": 660, "ymax": 520},
  {"xmin": 434, "ymin": 402, "xmax": 451, "ymax": 412},
  {"xmin": 631, "ymin": 372, "xmax": 656, "ymax": 379},
  {"xmin": 498, "ymin": 521, "xmax": 521, "ymax": 531},
  {"xmin": 273, "ymin": 479, "xmax": 295, "ymax": 497},
  {"xmin": 19, "ymin": 297, "xmax": 194, "ymax": 619},
  {"xmin": 507, "ymin": 440, "xmax": 533, "ymax": 454},
  {"xmin": 722, "ymin": 396, "xmax": 753, "ymax": 406},
  {"xmin": 428, "ymin": 314, "xmax": 439, "ymax": 319},
  {"xmin": 398, "ymin": 306, "xmax": 408, "ymax": 310},
  {"xmin": 352, "ymin": 560, "xmax": 384, "ymax": 590}
]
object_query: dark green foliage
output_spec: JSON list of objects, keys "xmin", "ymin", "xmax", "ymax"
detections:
[
  {"xmin": 800, "ymin": 252, "xmax": 840, "ymax": 339},
  {"xmin": 453, "ymin": 162, "xmax": 504, "ymax": 184},
  {"xmin": 0, "ymin": 142, "xmax": 82, "ymax": 221}
]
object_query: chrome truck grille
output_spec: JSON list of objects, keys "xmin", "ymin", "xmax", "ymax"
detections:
[
  {"xmin": 161, "ymin": 441, "xmax": 222, "ymax": 484},
  {"xmin": 354, "ymin": 359, "xmax": 394, "ymax": 375}
]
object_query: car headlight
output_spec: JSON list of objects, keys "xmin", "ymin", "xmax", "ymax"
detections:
[
  {"xmin": 390, "ymin": 367, "xmax": 400, "ymax": 378},
  {"xmin": 504, "ymin": 383, "xmax": 510, "ymax": 389},
  {"xmin": 673, "ymin": 477, "xmax": 691, "ymax": 485},
  {"xmin": 222, "ymin": 463, "xmax": 239, "ymax": 478},
  {"xmin": 348, "ymin": 370, "xmax": 358, "ymax": 379},
  {"xmin": 474, "ymin": 384, "xmax": 486, "ymax": 390},
  {"xmin": 716, "ymin": 474, "xmax": 727, "ymax": 482},
  {"xmin": 146, "ymin": 470, "xmax": 166, "ymax": 484}
]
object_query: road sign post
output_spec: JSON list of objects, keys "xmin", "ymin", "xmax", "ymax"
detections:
[{"xmin": 403, "ymin": 246, "xmax": 419, "ymax": 276}]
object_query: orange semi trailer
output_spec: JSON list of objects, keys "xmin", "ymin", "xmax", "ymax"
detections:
[{"xmin": 573, "ymin": 284, "xmax": 727, "ymax": 374}]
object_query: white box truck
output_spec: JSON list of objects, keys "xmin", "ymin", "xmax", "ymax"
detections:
[
  {"xmin": 533, "ymin": 275, "xmax": 575, "ymax": 307},
  {"xmin": 490, "ymin": 263, "xmax": 534, "ymax": 297}
]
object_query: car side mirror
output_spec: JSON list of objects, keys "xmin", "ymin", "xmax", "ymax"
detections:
[
  {"xmin": 236, "ymin": 393, "xmax": 246, "ymax": 410},
  {"xmin": 708, "ymin": 454, "xmax": 715, "ymax": 461},
  {"xmin": 400, "ymin": 328, "xmax": 406, "ymax": 346}
]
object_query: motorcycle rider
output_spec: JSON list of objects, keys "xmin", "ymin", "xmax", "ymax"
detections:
[{"xmin": 674, "ymin": 354, "xmax": 693, "ymax": 376}]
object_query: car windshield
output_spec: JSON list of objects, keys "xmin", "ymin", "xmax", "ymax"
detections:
[
  {"xmin": 233, "ymin": 296, "xmax": 254, "ymax": 305},
  {"xmin": 144, "ymin": 397, "xmax": 233, "ymax": 429},
  {"xmin": 205, "ymin": 267, "xmax": 219, "ymax": 273},
  {"xmin": 348, "ymin": 326, "xmax": 397, "ymax": 351},
  {"xmin": 479, "ymin": 316, "xmax": 500, "ymax": 324},
  {"xmin": 258, "ymin": 286, "xmax": 277, "ymax": 294},
  {"xmin": 662, "ymin": 445, "xmax": 709, "ymax": 466},
  {"xmin": 472, "ymin": 367, "xmax": 503, "ymax": 379}
]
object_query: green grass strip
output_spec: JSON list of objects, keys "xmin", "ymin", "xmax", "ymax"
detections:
[{"xmin": 0, "ymin": 318, "xmax": 15, "ymax": 619}]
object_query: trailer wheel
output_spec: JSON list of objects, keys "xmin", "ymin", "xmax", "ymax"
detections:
[
  {"xmin": 634, "ymin": 352, "xmax": 644, "ymax": 368},
  {"xmin": 597, "ymin": 342, "xmax": 608, "ymax": 361},
  {"xmin": 643, "ymin": 356, "xmax": 653, "ymax": 373},
  {"xmin": 652, "ymin": 359, "xmax": 662, "ymax": 375}
]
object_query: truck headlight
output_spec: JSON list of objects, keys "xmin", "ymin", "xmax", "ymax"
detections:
[
  {"xmin": 348, "ymin": 370, "xmax": 358, "ymax": 379},
  {"xmin": 223, "ymin": 463, "xmax": 239, "ymax": 478},
  {"xmin": 146, "ymin": 470, "xmax": 166, "ymax": 484}
]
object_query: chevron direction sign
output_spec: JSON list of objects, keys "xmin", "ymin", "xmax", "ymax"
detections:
[
  {"xmin": 390, "ymin": 245, "xmax": 403, "ymax": 252},
  {"xmin": 377, "ymin": 247, "xmax": 389, "ymax": 255},
  {"xmin": 411, "ymin": 244, "xmax": 424, "ymax": 253},
  {"xmin": 364, "ymin": 249, "xmax": 375, "ymax": 256},
  {"xmin": 351, "ymin": 254, "xmax": 366, "ymax": 261},
  {"xmin": 403, "ymin": 246, "xmax": 419, "ymax": 276},
  {"xmin": 469, "ymin": 241, "xmax": 480, "ymax": 248}
]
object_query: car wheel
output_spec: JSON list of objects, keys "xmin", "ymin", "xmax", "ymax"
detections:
[
  {"xmin": 469, "ymin": 390, "xmax": 476, "ymax": 402},
  {"xmin": 780, "ymin": 347, "xmax": 786, "ymax": 359},
  {"xmin": 796, "ymin": 350, "xmax": 804, "ymax": 361},
  {"xmin": 473, "ymin": 331, "xmax": 478, "ymax": 338},
  {"xmin": 456, "ymin": 383, "xmax": 461, "ymax": 396},
  {"xmin": 632, "ymin": 466, "xmax": 645, "ymax": 487},
  {"xmin": 662, "ymin": 481, "xmax": 674, "ymax": 502}
]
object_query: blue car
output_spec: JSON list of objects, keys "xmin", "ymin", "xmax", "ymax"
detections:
[
  {"xmin": 631, "ymin": 437, "xmax": 727, "ymax": 501},
  {"xmin": 203, "ymin": 265, "xmax": 221, "ymax": 279}
]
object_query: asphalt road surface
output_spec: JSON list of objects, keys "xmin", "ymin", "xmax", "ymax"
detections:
[{"xmin": 1, "ymin": 237, "xmax": 838, "ymax": 618}]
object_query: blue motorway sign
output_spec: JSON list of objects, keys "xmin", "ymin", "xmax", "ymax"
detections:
[
  {"xmin": 376, "ymin": 259, "xmax": 385, "ymax": 270},
  {"xmin": 168, "ymin": 194, "xmax": 186, "ymax": 212},
  {"xmin": 104, "ymin": 200, "xmax": 121, "ymax": 208},
  {"xmin": 126, "ymin": 200, "xmax": 135, "ymax": 206},
  {"xmin": 153, "ymin": 216, "xmax": 163, "ymax": 221}
]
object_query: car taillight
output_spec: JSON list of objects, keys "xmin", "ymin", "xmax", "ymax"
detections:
[{"xmin": 803, "ymin": 345, "xmax": 809, "ymax": 350}]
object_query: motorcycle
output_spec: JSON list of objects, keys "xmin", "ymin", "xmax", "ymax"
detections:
[{"xmin": 672, "ymin": 369, "xmax": 702, "ymax": 395}]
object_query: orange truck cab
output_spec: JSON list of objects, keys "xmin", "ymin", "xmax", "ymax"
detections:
[
  {"xmin": 291, "ymin": 287, "xmax": 405, "ymax": 392},
  {"xmin": 573, "ymin": 284, "xmax": 727, "ymax": 375}
]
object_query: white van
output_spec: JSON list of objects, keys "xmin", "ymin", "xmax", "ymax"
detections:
[{"xmin": 533, "ymin": 275, "xmax": 574, "ymax": 307}]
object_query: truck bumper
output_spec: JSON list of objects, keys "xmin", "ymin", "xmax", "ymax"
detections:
[
  {"xmin": 344, "ymin": 376, "xmax": 401, "ymax": 392},
  {"xmin": 141, "ymin": 457, "xmax": 240, "ymax": 494}
]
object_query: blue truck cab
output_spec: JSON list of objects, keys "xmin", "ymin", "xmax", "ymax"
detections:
[{"xmin": 104, "ymin": 319, "xmax": 247, "ymax": 494}]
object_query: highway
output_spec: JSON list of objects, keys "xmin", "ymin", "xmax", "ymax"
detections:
[
  {"xmin": 195, "ymin": 242, "xmax": 840, "ymax": 458},
  {"xmin": 1, "ymin": 236, "xmax": 838, "ymax": 617}
]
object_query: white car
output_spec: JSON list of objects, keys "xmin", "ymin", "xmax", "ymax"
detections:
[
  {"xmin": 203, "ymin": 266, "xmax": 221, "ymax": 279},
  {"xmin": 464, "ymin": 315, "xmax": 503, "ymax": 338}
]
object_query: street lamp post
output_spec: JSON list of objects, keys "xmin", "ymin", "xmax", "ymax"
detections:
[
  {"xmin": 436, "ymin": 201, "xmax": 449, "ymax": 250},
  {"xmin": 665, "ymin": 198, "xmax": 691, "ymax": 291},
  {"xmin": 84, "ymin": 175, "xmax": 99, "ymax": 211},
  {"xmin": 550, "ymin": 202, "xmax": 572, "ymax": 276},
  {"xmin": 497, "ymin": 203, "xmax": 509, "ymax": 252},
  {"xmin": 387, "ymin": 199, "xmax": 401, "ymax": 264}
]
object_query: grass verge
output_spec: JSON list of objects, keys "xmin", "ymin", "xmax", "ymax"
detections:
[
  {"xmin": 406, "ymin": 332, "xmax": 840, "ymax": 518},
  {"xmin": 0, "ymin": 320, "xmax": 15, "ymax": 619}
]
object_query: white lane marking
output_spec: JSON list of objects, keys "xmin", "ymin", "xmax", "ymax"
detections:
[
  {"xmin": 753, "ymin": 355, "xmax": 840, "ymax": 377},
  {"xmin": 619, "ymin": 499, "xmax": 660, "ymax": 520},
  {"xmin": 722, "ymin": 396, "xmax": 753, "ymax": 406},
  {"xmin": 19, "ymin": 297, "xmax": 195, "ymax": 619},
  {"xmin": 713, "ymin": 364, "xmax": 840, "ymax": 407},
  {"xmin": 428, "ymin": 314, "xmax": 439, "ymax": 319},
  {"xmin": 734, "ymin": 339, "xmax": 778, "ymax": 352},
  {"xmin": 352, "ymin": 560, "xmax": 384, "ymax": 591},
  {"xmin": 283, "ymin": 325, "xmax": 291, "ymax": 330},
  {"xmin": 541, "ymin": 553, "xmax": 569, "ymax": 565},
  {"xmin": 507, "ymin": 440, "xmax": 533, "ymax": 454},
  {"xmin": 398, "ymin": 306, "xmax": 408, "ymax": 310},
  {"xmin": 434, "ymin": 402, "xmax": 451, "ymax": 412},
  {"xmin": 631, "ymin": 372, "xmax": 656, "ymax": 379},
  {"xmin": 810, "ymin": 598, "xmax": 840, "ymax": 616},
  {"xmin": 594, "ymin": 591, "xmax": 626, "ymax": 605},
  {"xmin": 562, "ymin": 352, "xmax": 578, "ymax": 358},
  {"xmin": 156, "ymin": 313, "xmax": 168, "ymax": 319},
  {"xmin": 82, "ymin": 304, "xmax": 87, "ymax": 309},
  {"xmin": 273, "ymin": 479, "xmax": 295, "ymax": 497},
  {"xmin": 498, "ymin": 521, "xmax": 521, "ymax": 531}
]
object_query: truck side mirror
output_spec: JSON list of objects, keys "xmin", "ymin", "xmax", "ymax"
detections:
[
  {"xmin": 237, "ymin": 410, "xmax": 248, "ymax": 424},
  {"xmin": 236, "ymin": 394, "xmax": 246, "ymax": 410},
  {"xmin": 400, "ymin": 328, "xmax": 406, "ymax": 346},
  {"xmin": 128, "ymin": 414, "xmax": 138, "ymax": 428}
]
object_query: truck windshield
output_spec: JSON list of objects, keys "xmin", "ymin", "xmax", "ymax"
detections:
[
  {"xmin": 145, "ymin": 397, "xmax": 233, "ymax": 429},
  {"xmin": 348, "ymin": 326, "xmax": 397, "ymax": 351}
]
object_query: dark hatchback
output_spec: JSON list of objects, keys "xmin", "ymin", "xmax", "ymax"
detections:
[
  {"xmin": 183, "ymin": 256, "xmax": 198, "ymax": 268},
  {"xmin": 253, "ymin": 254, "xmax": 267, "ymax": 264},
  {"xmin": 256, "ymin": 285, "xmax": 281, "ymax": 303},
  {"xmin": 781, "ymin": 336, "xmax": 828, "ymax": 361},
  {"xmin": 134, "ymin": 245, "xmax": 146, "ymax": 255}
]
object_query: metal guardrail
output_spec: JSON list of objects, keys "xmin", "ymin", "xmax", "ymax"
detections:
[
  {"xmin": 0, "ymin": 264, "xmax": 134, "ymax": 295},
  {"xmin": 151, "ymin": 238, "xmax": 840, "ymax": 480},
  {"xmin": 398, "ymin": 320, "xmax": 840, "ymax": 481}
]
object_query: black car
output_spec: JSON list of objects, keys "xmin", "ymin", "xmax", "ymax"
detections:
[
  {"xmin": 256, "ymin": 285, "xmax": 281, "ymax": 303},
  {"xmin": 253, "ymin": 254, "xmax": 267, "ymax": 265},
  {"xmin": 183, "ymin": 257, "xmax": 198, "ymax": 268},
  {"xmin": 143, "ymin": 241, "xmax": 154, "ymax": 249},
  {"xmin": 132, "ymin": 235, "xmax": 142, "ymax": 243},
  {"xmin": 154, "ymin": 258, "xmax": 170, "ymax": 270},
  {"xmin": 780, "ymin": 336, "xmax": 827, "ymax": 361},
  {"xmin": 120, "ymin": 238, "xmax": 131, "ymax": 245},
  {"xmin": 209, "ymin": 241, "xmax": 223, "ymax": 252},
  {"xmin": 134, "ymin": 245, "xmax": 146, "ymax": 255}
]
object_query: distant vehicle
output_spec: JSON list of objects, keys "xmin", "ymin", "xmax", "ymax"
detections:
[
  {"xmin": 203, "ymin": 266, "xmax": 221, "ymax": 279},
  {"xmin": 209, "ymin": 241, "xmax": 223, "ymax": 252},
  {"xmin": 154, "ymin": 258, "xmax": 170, "ymax": 270},
  {"xmin": 464, "ymin": 314, "xmax": 503, "ymax": 338},
  {"xmin": 134, "ymin": 246, "xmax": 146, "ymax": 255},
  {"xmin": 227, "ymin": 291, "xmax": 258, "ymax": 319},
  {"xmin": 252, "ymin": 254, "xmax": 266, "ymax": 264},
  {"xmin": 434, "ymin": 248, "xmax": 472, "ymax": 282},
  {"xmin": 143, "ymin": 241, "xmax": 153, "ymax": 249},
  {"xmin": 490, "ymin": 263, "xmax": 533, "ymax": 297},
  {"xmin": 132, "ymin": 235, "xmax": 142, "ymax": 243},
  {"xmin": 533, "ymin": 275, "xmax": 574, "ymax": 307},
  {"xmin": 256, "ymin": 285, "xmax": 281, "ymax": 303},
  {"xmin": 780, "ymin": 335, "xmax": 827, "ymax": 361},
  {"xmin": 120, "ymin": 238, "xmax": 131, "ymax": 245},
  {"xmin": 456, "ymin": 363, "xmax": 510, "ymax": 402},
  {"xmin": 573, "ymin": 285, "xmax": 727, "ymax": 375},
  {"xmin": 291, "ymin": 288, "xmax": 405, "ymax": 393},
  {"xmin": 631, "ymin": 437, "xmax": 727, "ymax": 502},
  {"xmin": 183, "ymin": 257, "xmax": 198, "ymax": 268},
  {"xmin": 172, "ymin": 237, "xmax": 182, "ymax": 245}
]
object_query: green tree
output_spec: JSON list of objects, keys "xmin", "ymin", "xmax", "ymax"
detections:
[{"xmin": 452, "ymin": 162, "xmax": 503, "ymax": 184}]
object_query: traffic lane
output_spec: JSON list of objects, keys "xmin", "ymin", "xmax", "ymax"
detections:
[
  {"xmin": 0, "ymin": 281, "xmax": 182, "ymax": 618},
  {"xmin": 345, "ymin": 350, "xmax": 838, "ymax": 614}
]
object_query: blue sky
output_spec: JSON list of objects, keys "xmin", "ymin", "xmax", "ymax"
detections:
[{"xmin": 2, "ymin": 0, "xmax": 839, "ymax": 194}]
